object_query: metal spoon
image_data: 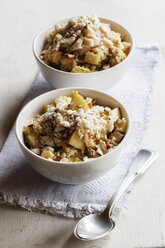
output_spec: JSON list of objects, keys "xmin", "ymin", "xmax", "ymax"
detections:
[{"xmin": 74, "ymin": 149, "xmax": 158, "ymax": 241}]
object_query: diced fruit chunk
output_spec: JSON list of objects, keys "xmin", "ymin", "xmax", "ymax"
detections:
[
  {"xmin": 71, "ymin": 66, "xmax": 91, "ymax": 73},
  {"xmin": 31, "ymin": 148, "xmax": 41, "ymax": 155},
  {"xmin": 122, "ymin": 42, "xmax": 131, "ymax": 55},
  {"xmin": 109, "ymin": 131, "xmax": 124, "ymax": 144},
  {"xmin": 51, "ymin": 50, "xmax": 62, "ymax": 64},
  {"xmin": 115, "ymin": 118, "xmax": 127, "ymax": 133},
  {"xmin": 26, "ymin": 133, "xmax": 37, "ymax": 148},
  {"xmin": 83, "ymin": 38, "xmax": 95, "ymax": 47},
  {"xmin": 84, "ymin": 51, "xmax": 101, "ymax": 65},
  {"xmin": 102, "ymin": 64, "xmax": 110, "ymax": 70},
  {"xmin": 41, "ymin": 147, "xmax": 54, "ymax": 159},
  {"xmin": 110, "ymin": 107, "xmax": 121, "ymax": 121},
  {"xmin": 41, "ymin": 150, "xmax": 54, "ymax": 159},
  {"xmin": 69, "ymin": 91, "xmax": 89, "ymax": 111},
  {"xmin": 60, "ymin": 56, "xmax": 77, "ymax": 71},
  {"xmin": 23, "ymin": 125, "xmax": 32, "ymax": 135},
  {"xmin": 67, "ymin": 131, "xmax": 84, "ymax": 150},
  {"xmin": 119, "ymin": 49, "xmax": 126, "ymax": 60}
]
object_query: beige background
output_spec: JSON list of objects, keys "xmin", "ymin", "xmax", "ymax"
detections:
[{"xmin": 0, "ymin": 0, "xmax": 164, "ymax": 247}]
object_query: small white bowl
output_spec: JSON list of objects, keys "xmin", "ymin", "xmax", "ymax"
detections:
[
  {"xmin": 33, "ymin": 17, "xmax": 134, "ymax": 90},
  {"xmin": 16, "ymin": 88, "xmax": 130, "ymax": 184}
]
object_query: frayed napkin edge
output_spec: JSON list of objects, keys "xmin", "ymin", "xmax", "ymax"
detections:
[{"xmin": 0, "ymin": 191, "xmax": 130, "ymax": 218}]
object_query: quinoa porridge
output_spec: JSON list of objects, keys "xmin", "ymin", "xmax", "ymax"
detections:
[
  {"xmin": 23, "ymin": 91, "xmax": 127, "ymax": 162},
  {"xmin": 40, "ymin": 15, "xmax": 131, "ymax": 73}
]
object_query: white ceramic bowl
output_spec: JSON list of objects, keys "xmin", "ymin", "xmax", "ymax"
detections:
[
  {"xmin": 33, "ymin": 17, "xmax": 134, "ymax": 90},
  {"xmin": 16, "ymin": 88, "xmax": 130, "ymax": 184}
]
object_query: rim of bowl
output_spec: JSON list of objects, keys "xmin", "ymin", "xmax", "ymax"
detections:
[
  {"xmin": 15, "ymin": 87, "xmax": 131, "ymax": 167},
  {"xmin": 32, "ymin": 17, "xmax": 134, "ymax": 76}
]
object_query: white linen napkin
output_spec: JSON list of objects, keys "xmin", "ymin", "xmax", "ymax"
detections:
[{"xmin": 0, "ymin": 45, "xmax": 160, "ymax": 218}]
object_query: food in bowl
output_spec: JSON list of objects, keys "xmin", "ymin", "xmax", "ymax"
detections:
[
  {"xmin": 16, "ymin": 88, "xmax": 130, "ymax": 184},
  {"xmin": 40, "ymin": 15, "xmax": 131, "ymax": 73},
  {"xmin": 23, "ymin": 91, "xmax": 127, "ymax": 162}
]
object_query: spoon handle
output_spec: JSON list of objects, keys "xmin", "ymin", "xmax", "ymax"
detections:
[{"xmin": 105, "ymin": 149, "xmax": 158, "ymax": 217}]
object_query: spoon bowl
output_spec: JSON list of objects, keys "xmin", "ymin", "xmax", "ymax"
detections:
[
  {"xmin": 74, "ymin": 149, "xmax": 158, "ymax": 241},
  {"xmin": 74, "ymin": 214, "xmax": 115, "ymax": 241}
]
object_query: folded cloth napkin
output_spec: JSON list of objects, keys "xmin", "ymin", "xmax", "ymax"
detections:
[{"xmin": 0, "ymin": 45, "xmax": 160, "ymax": 218}]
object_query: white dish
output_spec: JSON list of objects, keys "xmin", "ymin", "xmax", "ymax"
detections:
[
  {"xmin": 16, "ymin": 88, "xmax": 130, "ymax": 184},
  {"xmin": 33, "ymin": 17, "xmax": 134, "ymax": 90}
]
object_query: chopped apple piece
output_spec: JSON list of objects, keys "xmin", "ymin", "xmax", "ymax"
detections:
[
  {"xmin": 109, "ymin": 131, "xmax": 124, "ymax": 144},
  {"xmin": 41, "ymin": 147, "xmax": 54, "ymax": 159},
  {"xmin": 31, "ymin": 148, "xmax": 41, "ymax": 155},
  {"xmin": 67, "ymin": 131, "xmax": 84, "ymax": 150},
  {"xmin": 71, "ymin": 66, "xmax": 91, "ymax": 73},
  {"xmin": 26, "ymin": 133, "xmax": 37, "ymax": 148},
  {"xmin": 119, "ymin": 49, "xmax": 126, "ymax": 60},
  {"xmin": 51, "ymin": 50, "xmax": 62, "ymax": 64},
  {"xmin": 102, "ymin": 64, "xmax": 110, "ymax": 70},
  {"xmin": 110, "ymin": 107, "xmax": 121, "ymax": 121},
  {"xmin": 41, "ymin": 150, "xmax": 54, "ymax": 159},
  {"xmin": 122, "ymin": 42, "xmax": 131, "ymax": 55},
  {"xmin": 84, "ymin": 51, "xmax": 101, "ymax": 65},
  {"xmin": 115, "ymin": 118, "xmax": 127, "ymax": 133},
  {"xmin": 23, "ymin": 125, "xmax": 32, "ymax": 135},
  {"xmin": 60, "ymin": 55, "xmax": 77, "ymax": 71},
  {"xmin": 69, "ymin": 91, "xmax": 89, "ymax": 110},
  {"xmin": 83, "ymin": 37, "xmax": 95, "ymax": 47}
]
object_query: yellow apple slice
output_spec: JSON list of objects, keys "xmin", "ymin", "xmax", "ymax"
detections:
[
  {"xmin": 84, "ymin": 51, "xmax": 102, "ymax": 65},
  {"xmin": 71, "ymin": 66, "xmax": 91, "ymax": 73},
  {"xmin": 67, "ymin": 131, "xmax": 84, "ymax": 150},
  {"xmin": 69, "ymin": 91, "xmax": 89, "ymax": 111}
]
